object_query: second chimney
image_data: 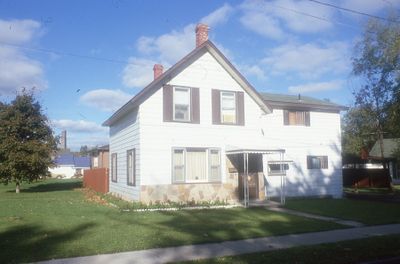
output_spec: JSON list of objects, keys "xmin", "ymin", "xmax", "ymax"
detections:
[
  {"xmin": 153, "ymin": 64, "xmax": 164, "ymax": 80},
  {"xmin": 195, "ymin": 23, "xmax": 208, "ymax": 47}
]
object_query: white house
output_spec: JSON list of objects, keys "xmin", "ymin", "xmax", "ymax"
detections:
[
  {"xmin": 49, "ymin": 153, "xmax": 91, "ymax": 179},
  {"xmin": 103, "ymin": 24, "xmax": 347, "ymax": 204}
]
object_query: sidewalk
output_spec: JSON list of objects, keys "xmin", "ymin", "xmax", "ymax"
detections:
[{"xmin": 37, "ymin": 224, "xmax": 400, "ymax": 264}]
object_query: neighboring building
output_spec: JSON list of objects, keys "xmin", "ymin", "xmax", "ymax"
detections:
[
  {"xmin": 103, "ymin": 24, "xmax": 347, "ymax": 203},
  {"xmin": 369, "ymin": 138, "xmax": 400, "ymax": 184},
  {"xmin": 49, "ymin": 153, "xmax": 91, "ymax": 178},
  {"xmin": 92, "ymin": 145, "xmax": 109, "ymax": 169}
]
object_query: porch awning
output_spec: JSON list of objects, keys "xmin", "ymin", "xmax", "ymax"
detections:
[{"xmin": 225, "ymin": 145, "xmax": 285, "ymax": 155}]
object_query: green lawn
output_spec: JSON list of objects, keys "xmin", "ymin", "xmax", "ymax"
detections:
[
  {"xmin": 0, "ymin": 179, "xmax": 343, "ymax": 263},
  {"xmin": 183, "ymin": 234, "xmax": 400, "ymax": 264},
  {"xmin": 285, "ymin": 198, "xmax": 400, "ymax": 225}
]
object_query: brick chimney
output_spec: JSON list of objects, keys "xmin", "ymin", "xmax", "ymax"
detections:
[
  {"xmin": 153, "ymin": 64, "xmax": 164, "ymax": 80},
  {"xmin": 195, "ymin": 23, "xmax": 208, "ymax": 47}
]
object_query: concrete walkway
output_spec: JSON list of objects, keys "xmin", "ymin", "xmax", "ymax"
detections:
[
  {"xmin": 267, "ymin": 206, "xmax": 365, "ymax": 227},
  {"xmin": 251, "ymin": 200, "xmax": 364, "ymax": 227},
  {"xmin": 37, "ymin": 224, "xmax": 400, "ymax": 264}
]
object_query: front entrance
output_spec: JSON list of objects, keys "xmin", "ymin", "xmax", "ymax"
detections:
[{"xmin": 228, "ymin": 153, "xmax": 265, "ymax": 201}]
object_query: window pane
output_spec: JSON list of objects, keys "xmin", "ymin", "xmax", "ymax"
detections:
[
  {"xmin": 127, "ymin": 150, "xmax": 135, "ymax": 185},
  {"xmin": 288, "ymin": 111, "xmax": 307, "ymax": 125},
  {"xmin": 175, "ymin": 104, "xmax": 189, "ymax": 120},
  {"xmin": 174, "ymin": 87, "xmax": 190, "ymax": 121},
  {"xmin": 221, "ymin": 92, "xmax": 236, "ymax": 124},
  {"xmin": 209, "ymin": 149, "xmax": 221, "ymax": 182},
  {"xmin": 174, "ymin": 166, "xmax": 184, "ymax": 182},
  {"xmin": 311, "ymin": 157, "xmax": 321, "ymax": 169},
  {"xmin": 173, "ymin": 149, "xmax": 185, "ymax": 182},
  {"xmin": 186, "ymin": 149, "xmax": 207, "ymax": 181}
]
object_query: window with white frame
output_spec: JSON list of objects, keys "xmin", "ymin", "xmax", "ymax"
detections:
[
  {"xmin": 209, "ymin": 149, "xmax": 221, "ymax": 181},
  {"xmin": 172, "ymin": 148, "xmax": 221, "ymax": 183},
  {"xmin": 127, "ymin": 149, "xmax": 135, "ymax": 186},
  {"xmin": 307, "ymin": 156, "xmax": 328, "ymax": 169},
  {"xmin": 111, "ymin": 153, "xmax": 117, "ymax": 182},
  {"xmin": 173, "ymin": 149, "xmax": 185, "ymax": 183},
  {"xmin": 268, "ymin": 162, "xmax": 289, "ymax": 175},
  {"xmin": 174, "ymin": 87, "xmax": 190, "ymax": 121},
  {"xmin": 221, "ymin": 92, "xmax": 236, "ymax": 124}
]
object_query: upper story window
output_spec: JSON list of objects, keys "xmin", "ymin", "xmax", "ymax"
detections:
[
  {"xmin": 174, "ymin": 87, "xmax": 191, "ymax": 122},
  {"xmin": 307, "ymin": 155, "xmax": 328, "ymax": 169},
  {"xmin": 163, "ymin": 85, "xmax": 200, "ymax": 123},
  {"xmin": 212, "ymin": 89, "xmax": 245, "ymax": 126},
  {"xmin": 221, "ymin": 92, "xmax": 236, "ymax": 124},
  {"xmin": 283, "ymin": 110, "xmax": 310, "ymax": 126}
]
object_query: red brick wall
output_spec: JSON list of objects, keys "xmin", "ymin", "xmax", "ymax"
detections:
[{"xmin": 83, "ymin": 168, "xmax": 109, "ymax": 193}]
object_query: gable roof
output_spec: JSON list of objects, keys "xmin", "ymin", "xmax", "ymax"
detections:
[
  {"xmin": 103, "ymin": 40, "xmax": 272, "ymax": 126},
  {"xmin": 369, "ymin": 138, "xmax": 400, "ymax": 158},
  {"xmin": 261, "ymin": 92, "xmax": 348, "ymax": 112}
]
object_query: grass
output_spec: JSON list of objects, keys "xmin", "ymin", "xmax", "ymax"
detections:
[
  {"xmin": 0, "ymin": 179, "xmax": 343, "ymax": 263},
  {"xmin": 285, "ymin": 198, "xmax": 400, "ymax": 225},
  {"xmin": 182, "ymin": 234, "xmax": 400, "ymax": 264}
]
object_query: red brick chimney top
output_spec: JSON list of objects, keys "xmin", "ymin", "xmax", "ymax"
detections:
[
  {"xmin": 195, "ymin": 23, "xmax": 209, "ymax": 47},
  {"xmin": 153, "ymin": 64, "xmax": 164, "ymax": 80}
]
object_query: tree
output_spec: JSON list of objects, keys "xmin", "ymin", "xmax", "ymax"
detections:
[
  {"xmin": 0, "ymin": 91, "xmax": 57, "ymax": 193},
  {"xmin": 349, "ymin": 14, "xmax": 400, "ymax": 159},
  {"xmin": 342, "ymin": 107, "xmax": 377, "ymax": 157}
]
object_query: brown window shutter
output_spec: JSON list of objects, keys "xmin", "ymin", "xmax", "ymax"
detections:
[
  {"xmin": 212, "ymin": 89, "xmax": 221, "ymax": 124},
  {"xmin": 283, "ymin": 110, "xmax": 289, "ymax": 125},
  {"xmin": 236, "ymin": 91, "xmax": 245, "ymax": 126},
  {"xmin": 305, "ymin": 111, "xmax": 310, "ymax": 126},
  {"xmin": 322, "ymin": 156, "xmax": 328, "ymax": 169},
  {"xmin": 163, "ymin": 85, "xmax": 173, "ymax": 122},
  {"xmin": 191, "ymin": 88, "xmax": 200, "ymax": 123},
  {"xmin": 307, "ymin": 156, "xmax": 311, "ymax": 169}
]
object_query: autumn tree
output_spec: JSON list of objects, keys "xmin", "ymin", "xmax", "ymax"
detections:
[{"xmin": 0, "ymin": 91, "xmax": 57, "ymax": 193}]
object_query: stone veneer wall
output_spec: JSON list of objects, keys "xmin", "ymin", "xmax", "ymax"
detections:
[{"xmin": 140, "ymin": 157, "xmax": 239, "ymax": 204}]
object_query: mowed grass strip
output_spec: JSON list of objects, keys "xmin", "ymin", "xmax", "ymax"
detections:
[
  {"xmin": 0, "ymin": 179, "xmax": 343, "ymax": 263},
  {"xmin": 285, "ymin": 198, "xmax": 400, "ymax": 225},
  {"xmin": 182, "ymin": 234, "xmax": 400, "ymax": 264}
]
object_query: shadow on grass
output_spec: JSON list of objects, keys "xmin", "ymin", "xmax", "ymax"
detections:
[
  {"xmin": 104, "ymin": 207, "xmax": 343, "ymax": 251},
  {"xmin": 0, "ymin": 222, "xmax": 95, "ymax": 263},
  {"xmin": 15, "ymin": 181, "xmax": 83, "ymax": 193}
]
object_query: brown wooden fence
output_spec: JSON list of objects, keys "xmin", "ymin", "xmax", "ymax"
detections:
[
  {"xmin": 83, "ymin": 168, "xmax": 109, "ymax": 193},
  {"xmin": 343, "ymin": 168, "xmax": 391, "ymax": 188}
]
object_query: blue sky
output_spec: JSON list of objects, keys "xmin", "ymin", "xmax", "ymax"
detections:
[{"xmin": 0, "ymin": 0, "xmax": 398, "ymax": 150}]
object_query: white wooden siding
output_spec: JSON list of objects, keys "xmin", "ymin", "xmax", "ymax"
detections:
[{"xmin": 109, "ymin": 108, "xmax": 141, "ymax": 200}]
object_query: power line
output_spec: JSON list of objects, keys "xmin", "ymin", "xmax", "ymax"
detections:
[
  {"xmin": 0, "ymin": 41, "xmax": 131, "ymax": 66},
  {"xmin": 272, "ymin": 3, "xmax": 364, "ymax": 32},
  {"xmin": 307, "ymin": 0, "xmax": 400, "ymax": 23}
]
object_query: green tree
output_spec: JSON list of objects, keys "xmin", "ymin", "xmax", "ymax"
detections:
[
  {"xmin": 350, "ymin": 14, "xmax": 400, "ymax": 158},
  {"xmin": 342, "ymin": 107, "xmax": 377, "ymax": 157},
  {"xmin": 0, "ymin": 91, "xmax": 57, "ymax": 193}
]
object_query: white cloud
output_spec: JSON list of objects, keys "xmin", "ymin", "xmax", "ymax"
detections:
[
  {"xmin": 239, "ymin": 0, "xmax": 335, "ymax": 39},
  {"xmin": 0, "ymin": 19, "xmax": 46, "ymax": 96},
  {"xmin": 201, "ymin": 3, "xmax": 234, "ymax": 27},
  {"xmin": 122, "ymin": 58, "xmax": 160, "ymax": 88},
  {"xmin": 240, "ymin": 64, "xmax": 267, "ymax": 80},
  {"xmin": 80, "ymin": 89, "xmax": 132, "ymax": 112},
  {"xmin": 288, "ymin": 80, "xmax": 343, "ymax": 94},
  {"xmin": 0, "ymin": 19, "xmax": 42, "ymax": 44},
  {"xmin": 133, "ymin": 3, "xmax": 234, "ymax": 67},
  {"xmin": 52, "ymin": 119, "xmax": 107, "ymax": 133},
  {"xmin": 262, "ymin": 41, "xmax": 350, "ymax": 79},
  {"xmin": 240, "ymin": 12, "xmax": 286, "ymax": 40}
]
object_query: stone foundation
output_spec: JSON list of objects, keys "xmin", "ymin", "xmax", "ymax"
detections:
[{"xmin": 140, "ymin": 182, "xmax": 239, "ymax": 204}]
